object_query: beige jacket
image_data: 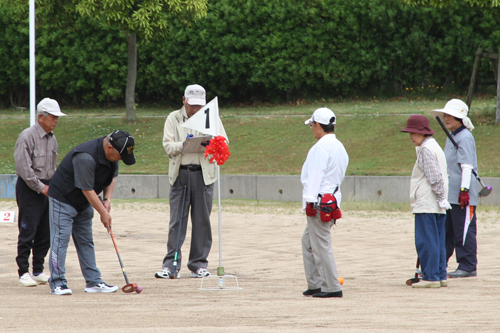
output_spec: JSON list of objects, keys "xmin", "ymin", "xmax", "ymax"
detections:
[
  {"xmin": 163, "ymin": 106, "xmax": 228, "ymax": 185},
  {"xmin": 409, "ymin": 138, "xmax": 448, "ymax": 214}
]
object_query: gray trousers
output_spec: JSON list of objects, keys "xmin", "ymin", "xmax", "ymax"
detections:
[
  {"xmin": 302, "ymin": 213, "xmax": 341, "ymax": 293},
  {"xmin": 49, "ymin": 197, "xmax": 104, "ymax": 289},
  {"xmin": 162, "ymin": 169, "xmax": 214, "ymax": 272}
]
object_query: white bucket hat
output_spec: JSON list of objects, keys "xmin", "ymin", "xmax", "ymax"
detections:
[
  {"xmin": 431, "ymin": 99, "xmax": 474, "ymax": 131},
  {"xmin": 304, "ymin": 107, "xmax": 336, "ymax": 126},
  {"xmin": 37, "ymin": 98, "xmax": 67, "ymax": 117}
]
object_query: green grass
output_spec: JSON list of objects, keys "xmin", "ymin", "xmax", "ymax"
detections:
[{"xmin": 1, "ymin": 97, "xmax": 499, "ymax": 177}]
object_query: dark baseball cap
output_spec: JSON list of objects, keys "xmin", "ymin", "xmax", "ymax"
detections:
[{"xmin": 109, "ymin": 130, "xmax": 136, "ymax": 165}]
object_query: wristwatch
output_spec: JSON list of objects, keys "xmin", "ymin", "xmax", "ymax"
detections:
[{"xmin": 460, "ymin": 187, "xmax": 469, "ymax": 193}]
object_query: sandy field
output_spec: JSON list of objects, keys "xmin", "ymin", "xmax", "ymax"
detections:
[{"xmin": 1, "ymin": 199, "xmax": 499, "ymax": 333}]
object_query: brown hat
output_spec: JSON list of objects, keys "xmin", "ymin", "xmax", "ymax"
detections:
[{"xmin": 400, "ymin": 115, "xmax": 435, "ymax": 135}]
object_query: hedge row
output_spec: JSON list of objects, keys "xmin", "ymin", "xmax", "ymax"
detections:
[{"xmin": 1, "ymin": 0, "xmax": 499, "ymax": 108}]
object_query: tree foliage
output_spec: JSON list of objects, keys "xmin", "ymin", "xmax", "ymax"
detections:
[
  {"xmin": 2, "ymin": 0, "xmax": 500, "ymax": 108},
  {"xmin": 402, "ymin": 0, "xmax": 500, "ymax": 7},
  {"xmin": 74, "ymin": 0, "xmax": 207, "ymax": 41},
  {"xmin": 6, "ymin": 0, "xmax": 207, "ymax": 119}
]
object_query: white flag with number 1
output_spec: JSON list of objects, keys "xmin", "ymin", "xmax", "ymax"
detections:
[{"xmin": 181, "ymin": 97, "xmax": 220, "ymax": 136}]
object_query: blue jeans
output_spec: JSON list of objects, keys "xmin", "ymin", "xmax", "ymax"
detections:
[
  {"xmin": 414, "ymin": 213, "xmax": 447, "ymax": 282},
  {"xmin": 49, "ymin": 197, "xmax": 104, "ymax": 289}
]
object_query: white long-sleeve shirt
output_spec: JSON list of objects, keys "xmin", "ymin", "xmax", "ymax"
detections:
[{"xmin": 301, "ymin": 133, "xmax": 349, "ymax": 208}]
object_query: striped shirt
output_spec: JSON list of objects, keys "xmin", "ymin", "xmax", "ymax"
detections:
[
  {"xmin": 14, "ymin": 122, "xmax": 59, "ymax": 193},
  {"xmin": 417, "ymin": 138, "xmax": 446, "ymax": 201}
]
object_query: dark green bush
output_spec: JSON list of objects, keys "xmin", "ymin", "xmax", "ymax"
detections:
[
  {"xmin": 36, "ymin": 17, "xmax": 128, "ymax": 105},
  {"xmin": 0, "ymin": 4, "xmax": 29, "ymax": 108},
  {"xmin": 1, "ymin": 0, "xmax": 499, "ymax": 107}
]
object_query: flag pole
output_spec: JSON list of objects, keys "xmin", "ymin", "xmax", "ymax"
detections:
[
  {"xmin": 214, "ymin": 97, "xmax": 224, "ymax": 276},
  {"xmin": 217, "ymin": 165, "xmax": 222, "ymax": 269},
  {"xmin": 199, "ymin": 97, "xmax": 242, "ymax": 290},
  {"xmin": 29, "ymin": 0, "xmax": 36, "ymax": 126}
]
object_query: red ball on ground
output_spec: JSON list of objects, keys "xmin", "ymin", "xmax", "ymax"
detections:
[{"xmin": 136, "ymin": 285, "xmax": 143, "ymax": 293}]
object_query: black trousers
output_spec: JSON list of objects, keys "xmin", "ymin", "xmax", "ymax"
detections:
[
  {"xmin": 445, "ymin": 204, "xmax": 477, "ymax": 272},
  {"xmin": 15, "ymin": 177, "xmax": 50, "ymax": 277}
]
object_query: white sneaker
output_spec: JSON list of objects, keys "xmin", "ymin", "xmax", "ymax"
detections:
[
  {"xmin": 32, "ymin": 272, "xmax": 50, "ymax": 284},
  {"xmin": 19, "ymin": 273, "xmax": 37, "ymax": 287},
  {"xmin": 155, "ymin": 268, "xmax": 181, "ymax": 279},
  {"xmin": 412, "ymin": 281, "xmax": 441, "ymax": 288},
  {"xmin": 84, "ymin": 282, "xmax": 119, "ymax": 293},
  {"xmin": 190, "ymin": 268, "xmax": 210, "ymax": 278},
  {"xmin": 51, "ymin": 285, "xmax": 73, "ymax": 295}
]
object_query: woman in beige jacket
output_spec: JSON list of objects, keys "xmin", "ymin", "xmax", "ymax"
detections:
[{"xmin": 401, "ymin": 115, "xmax": 451, "ymax": 288}]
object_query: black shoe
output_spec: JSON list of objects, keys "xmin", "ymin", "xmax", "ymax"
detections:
[
  {"xmin": 313, "ymin": 290, "xmax": 343, "ymax": 298},
  {"xmin": 303, "ymin": 288, "xmax": 321, "ymax": 296}
]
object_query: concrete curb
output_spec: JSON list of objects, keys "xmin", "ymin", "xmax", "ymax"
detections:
[{"xmin": 2, "ymin": 174, "xmax": 499, "ymax": 205}]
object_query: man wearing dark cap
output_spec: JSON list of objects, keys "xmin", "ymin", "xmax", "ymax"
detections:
[
  {"xmin": 47, "ymin": 130, "xmax": 135, "ymax": 295},
  {"xmin": 14, "ymin": 97, "xmax": 66, "ymax": 287}
]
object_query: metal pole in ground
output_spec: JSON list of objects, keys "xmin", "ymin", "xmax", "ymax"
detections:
[{"xmin": 217, "ymin": 165, "xmax": 224, "ymax": 287}]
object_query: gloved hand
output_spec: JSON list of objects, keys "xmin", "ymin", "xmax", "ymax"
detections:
[
  {"xmin": 201, "ymin": 140, "xmax": 211, "ymax": 147},
  {"xmin": 305, "ymin": 203, "xmax": 317, "ymax": 217},
  {"xmin": 438, "ymin": 199, "xmax": 452, "ymax": 210},
  {"xmin": 458, "ymin": 191, "xmax": 470, "ymax": 209},
  {"xmin": 183, "ymin": 134, "xmax": 194, "ymax": 146}
]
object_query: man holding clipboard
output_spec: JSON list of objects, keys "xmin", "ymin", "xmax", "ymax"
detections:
[{"xmin": 156, "ymin": 84, "xmax": 228, "ymax": 279}]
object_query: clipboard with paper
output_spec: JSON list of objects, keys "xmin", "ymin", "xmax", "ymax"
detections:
[{"xmin": 181, "ymin": 135, "xmax": 212, "ymax": 154}]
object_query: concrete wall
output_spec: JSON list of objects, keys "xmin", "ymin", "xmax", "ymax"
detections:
[
  {"xmin": 2, "ymin": 174, "xmax": 500, "ymax": 205},
  {"xmin": 0, "ymin": 175, "xmax": 17, "ymax": 199}
]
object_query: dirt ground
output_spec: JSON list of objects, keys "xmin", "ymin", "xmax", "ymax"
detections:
[{"xmin": 1, "ymin": 199, "xmax": 499, "ymax": 333}]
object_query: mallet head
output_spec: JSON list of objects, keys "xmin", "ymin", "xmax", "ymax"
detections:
[
  {"xmin": 406, "ymin": 277, "xmax": 420, "ymax": 286},
  {"xmin": 122, "ymin": 283, "xmax": 138, "ymax": 293},
  {"xmin": 479, "ymin": 186, "xmax": 492, "ymax": 197}
]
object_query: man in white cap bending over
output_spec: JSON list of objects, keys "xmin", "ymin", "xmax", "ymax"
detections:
[
  {"xmin": 156, "ymin": 84, "xmax": 228, "ymax": 279},
  {"xmin": 14, "ymin": 98, "xmax": 67, "ymax": 287},
  {"xmin": 431, "ymin": 99, "xmax": 478, "ymax": 278},
  {"xmin": 301, "ymin": 107, "xmax": 349, "ymax": 298}
]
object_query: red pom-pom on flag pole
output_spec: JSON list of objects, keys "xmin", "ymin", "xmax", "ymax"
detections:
[{"xmin": 204, "ymin": 135, "xmax": 230, "ymax": 165}]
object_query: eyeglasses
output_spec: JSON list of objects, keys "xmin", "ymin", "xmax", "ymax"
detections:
[{"xmin": 309, "ymin": 121, "xmax": 316, "ymax": 128}]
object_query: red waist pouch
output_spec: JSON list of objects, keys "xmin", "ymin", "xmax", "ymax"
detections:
[{"xmin": 319, "ymin": 193, "xmax": 342, "ymax": 222}]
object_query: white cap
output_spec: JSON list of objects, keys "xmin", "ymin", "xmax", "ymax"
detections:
[
  {"xmin": 304, "ymin": 107, "xmax": 336, "ymax": 126},
  {"xmin": 430, "ymin": 99, "xmax": 468, "ymax": 121},
  {"xmin": 37, "ymin": 98, "xmax": 67, "ymax": 117},
  {"xmin": 184, "ymin": 84, "xmax": 206, "ymax": 106}
]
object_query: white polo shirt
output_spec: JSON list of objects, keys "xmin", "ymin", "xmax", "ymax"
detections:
[{"xmin": 301, "ymin": 133, "xmax": 349, "ymax": 208}]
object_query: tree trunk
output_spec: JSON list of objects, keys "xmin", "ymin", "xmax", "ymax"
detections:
[
  {"xmin": 466, "ymin": 47, "xmax": 483, "ymax": 110},
  {"xmin": 487, "ymin": 47, "xmax": 498, "ymax": 86},
  {"xmin": 126, "ymin": 33, "xmax": 137, "ymax": 122}
]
